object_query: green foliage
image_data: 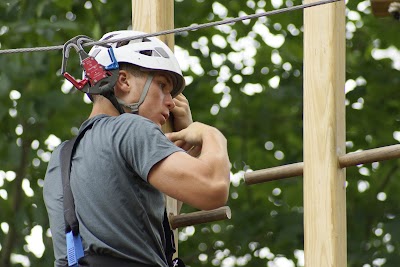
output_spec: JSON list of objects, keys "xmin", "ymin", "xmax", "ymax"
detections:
[{"xmin": 0, "ymin": 0, "xmax": 400, "ymax": 266}]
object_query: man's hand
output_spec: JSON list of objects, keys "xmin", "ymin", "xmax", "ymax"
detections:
[
  {"xmin": 171, "ymin": 93, "xmax": 193, "ymax": 131},
  {"xmin": 166, "ymin": 122, "xmax": 223, "ymax": 158},
  {"xmin": 166, "ymin": 122, "xmax": 204, "ymax": 157}
]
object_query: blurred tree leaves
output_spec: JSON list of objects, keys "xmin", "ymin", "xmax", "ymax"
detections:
[{"xmin": 0, "ymin": 0, "xmax": 400, "ymax": 266}]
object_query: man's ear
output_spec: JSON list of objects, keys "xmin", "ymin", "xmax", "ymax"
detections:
[{"xmin": 115, "ymin": 70, "xmax": 130, "ymax": 93}]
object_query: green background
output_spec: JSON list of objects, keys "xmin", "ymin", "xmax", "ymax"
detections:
[{"xmin": 0, "ymin": 0, "xmax": 400, "ymax": 266}]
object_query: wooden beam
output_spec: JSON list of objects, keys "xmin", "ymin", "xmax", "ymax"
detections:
[
  {"xmin": 170, "ymin": 206, "xmax": 231, "ymax": 229},
  {"xmin": 303, "ymin": 0, "xmax": 346, "ymax": 266},
  {"xmin": 340, "ymin": 144, "xmax": 400, "ymax": 167},
  {"xmin": 131, "ymin": 0, "xmax": 181, "ymax": 256},
  {"xmin": 244, "ymin": 162, "xmax": 304, "ymax": 184},
  {"xmin": 244, "ymin": 144, "xmax": 400, "ymax": 184}
]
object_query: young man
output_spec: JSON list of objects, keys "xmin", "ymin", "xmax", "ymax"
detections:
[{"xmin": 43, "ymin": 30, "xmax": 230, "ymax": 267}]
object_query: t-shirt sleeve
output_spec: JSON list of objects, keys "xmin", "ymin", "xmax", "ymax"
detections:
[{"xmin": 116, "ymin": 114, "xmax": 184, "ymax": 182}]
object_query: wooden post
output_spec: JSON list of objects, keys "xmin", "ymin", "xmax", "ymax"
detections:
[
  {"xmin": 303, "ymin": 0, "xmax": 346, "ymax": 266},
  {"xmin": 131, "ymin": 0, "xmax": 181, "ymax": 256},
  {"xmin": 132, "ymin": 0, "xmax": 175, "ymax": 48}
]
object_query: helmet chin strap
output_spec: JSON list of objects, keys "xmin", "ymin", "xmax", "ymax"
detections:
[{"xmin": 116, "ymin": 73, "xmax": 154, "ymax": 114}]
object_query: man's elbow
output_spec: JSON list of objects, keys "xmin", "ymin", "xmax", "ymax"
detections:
[{"xmin": 201, "ymin": 181, "xmax": 229, "ymax": 210}]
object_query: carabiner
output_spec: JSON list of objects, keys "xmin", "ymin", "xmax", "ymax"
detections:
[
  {"xmin": 61, "ymin": 35, "xmax": 119, "ymax": 95},
  {"xmin": 61, "ymin": 35, "xmax": 92, "ymax": 91}
]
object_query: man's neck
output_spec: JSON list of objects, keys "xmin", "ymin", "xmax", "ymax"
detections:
[{"xmin": 89, "ymin": 97, "xmax": 121, "ymax": 118}]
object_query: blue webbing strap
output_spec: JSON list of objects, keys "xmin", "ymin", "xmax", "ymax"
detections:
[{"xmin": 66, "ymin": 232, "xmax": 84, "ymax": 266}]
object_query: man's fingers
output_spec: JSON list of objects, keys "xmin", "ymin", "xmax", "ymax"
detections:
[
  {"xmin": 181, "ymin": 143, "xmax": 193, "ymax": 151},
  {"xmin": 174, "ymin": 93, "xmax": 187, "ymax": 102},
  {"xmin": 165, "ymin": 132, "xmax": 180, "ymax": 142},
  {"xmin": 187, "ymin": 145, "xmax": 201, "ymax": 158},
  {"xmin": 173, "ymin": 94, "xmax": 189, "ymax": 109},
  {"xmin": 173, "ymin": 139, "xmax": 185, "ymax": 148}
]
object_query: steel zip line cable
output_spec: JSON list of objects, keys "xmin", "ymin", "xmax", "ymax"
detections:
[{"xmin": 0, "ymin": 0, "xmax": 341, "ymax": 55}]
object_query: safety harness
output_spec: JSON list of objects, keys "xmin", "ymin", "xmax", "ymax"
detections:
[{"xmin": 60, "ymin": 121, "xmax": 183, "ymax": 267}]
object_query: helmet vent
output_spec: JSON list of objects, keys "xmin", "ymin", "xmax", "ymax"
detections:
[
  {"xmin": 95, "ymin": 34, "xmax": 118, "ymax": 48},
  {"xmin": 116, "ymin": 40, "xmax": 130, "ymax": 48},
  {"xmin": 139, "ymin": 50, "xmax": 153, "ymax": 56},
  {"xmin": 102, "ymin": 34, "xmax": 118, "ymax": 41}
]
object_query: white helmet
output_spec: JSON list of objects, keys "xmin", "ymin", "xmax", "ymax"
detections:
[{"xmin": 88, "ymin": 30, "xmax": 185, "ymax": 98}]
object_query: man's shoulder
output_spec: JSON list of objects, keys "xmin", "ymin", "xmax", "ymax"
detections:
[
  {"xmin": 112, "ymin": 114, "xmax": 160, "ymax": 131},
  {"xmin": 117, "ymin": 113, "xmax": 153, "ymax": 123},
  {"xmin": 88, "ymin": 114, "xmax": 162, "ymax": 145},
  {"xmin": 86, "ymin": 113, "xmax": 156, "ymax": 128}
]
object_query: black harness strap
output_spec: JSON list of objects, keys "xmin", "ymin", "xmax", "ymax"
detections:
[
  {"xmin": 61, "ymin": 123, "xmax": 94, "ymax": 235},
  {"xmin": 163, "ymin": 209, "xmax": 176, "ymax": 266}
]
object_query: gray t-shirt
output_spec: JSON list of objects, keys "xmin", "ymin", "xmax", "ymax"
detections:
[{"xmin": 43, "ymin": 114, "xmax": 183, "ymax": 267}]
